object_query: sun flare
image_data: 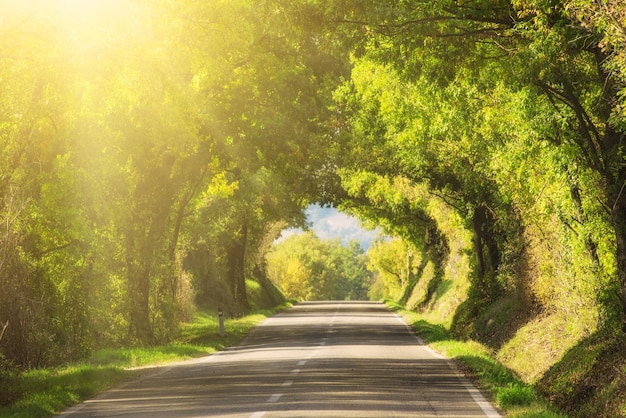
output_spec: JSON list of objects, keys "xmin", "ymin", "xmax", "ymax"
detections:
[
  {"xmin": 56, "ymin": 0, "xmax": 104, "ymax": 19},
  {"xmin": 48, "ymin": 0, "xmax": 142, "ymax": 51}
]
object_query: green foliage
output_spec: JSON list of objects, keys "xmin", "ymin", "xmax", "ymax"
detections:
[
  {"xmin": 2, "ymin": 0, "xmax": 626, "ymax": 415},
  {"xmin": 366, "ymin": 236, "xmax": 419, "ymax": 300},
  {"xmin": 326, "ymin": 1, "xmax": 626, "ymax": 415},
  {"xmin": 0, "ymin": 0, "xmax": 343, "ymax": 368},
  {"xmin": 266, "ymin": 231, "xmax": 372, "ymax": 301},
  {"xmin": 497, "ymin": 384, "xmax": 536, "ymax": 407},
  {"xmin": 538, "ymin": 327, "xmax": 626, "ymax": 417},
  {"xmin": 0, "ymin": 366, "xmax": 134, "ymax": 418},
  {"xmin": 245, "ymin": 277, "xmax": 285, "ymax": 311}
]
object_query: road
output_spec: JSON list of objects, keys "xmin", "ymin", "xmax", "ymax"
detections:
[{"xmin": 59, "ymin": 301, "xmax": 501, "ymax": 417}]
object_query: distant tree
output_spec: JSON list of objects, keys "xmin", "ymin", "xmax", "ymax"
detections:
[
  {"xmin": 266, "ymin": 232, "xmax": 372, "ymax": 301},
  {"xmin": 367, "ymin": 237, "xmax": 412, "ymax": 298}
]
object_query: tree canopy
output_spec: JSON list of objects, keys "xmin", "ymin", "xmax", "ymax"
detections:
[{"xmin": 2, "ymin": 7, "xmax": 626, "ymax": 414}]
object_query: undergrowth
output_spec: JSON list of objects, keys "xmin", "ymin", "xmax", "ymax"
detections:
[{"xmin": 537, "ymin": 326, "xmax": 626, "ymax": 417}]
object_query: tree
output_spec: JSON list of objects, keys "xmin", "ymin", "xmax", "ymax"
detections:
[
  {"xmin": 0, "ymin": 0, "xmax": 103, "ymax": 366},
  {"xmin": 317, "ymin": 0, "xmax": 626, "ymax": 327},
  {"xmin": 366, "ymin": 237, "xmax": 416, "ymax": 300},
  {"xmin": 266, "ymin": 232, "xmax": 372, "ymax": 301},
  {"xmin": 172, "ymin": 0, "xmax": 350, "ymax": 313}
]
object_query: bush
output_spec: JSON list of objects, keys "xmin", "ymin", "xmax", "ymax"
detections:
[
  {"xmin": 0, "ymin": 354, "xmax": 18, "ymax": 406},
  {"xmin": 497, "ymin": 383, "xmax": 535, "ymax": 407}
]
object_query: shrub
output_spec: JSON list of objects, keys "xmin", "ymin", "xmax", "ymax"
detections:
[{"xmin": 497, "ymin": 383, "xmax": 535, "ymax": 407}]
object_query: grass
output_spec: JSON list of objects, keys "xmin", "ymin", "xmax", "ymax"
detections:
[
  {"xmin": 537, "ymin": 326, "xmax": 626, "ymax": 417},
  {"xmin": 0, "ymin": 302, "xmax": 291, "ymax": 418},
  {"xmin": 0, "ymin": 366, "xmax": 133, "ymax": 418},
  {"xmin": 390, "ymin": 303, "xmax": 568, "ymax": 418}
]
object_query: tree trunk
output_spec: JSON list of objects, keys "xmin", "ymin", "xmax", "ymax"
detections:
[
  {"xmin": 472, "ymin": 205, "xmax": 487, "ymax": 279},
  {"xmin": 128, "ymin": 265, "xmax": 154, "ymax": 343},
  {"xmin": 610, "ymin": 185, "xmax": 626, "ymax": 331},
  {"xmin": 126, "ymin": 234, "xmax": 155, "ymax": 344},
  {"xmin": 471, "ymin": 203, "xmax": 500, "ymax": 301},
  {"xmin": 227, "ymin": 220, "xmax": 249, "ymax": 313}
]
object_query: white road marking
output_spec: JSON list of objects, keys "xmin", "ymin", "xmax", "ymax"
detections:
[
  {"xmin": 460, "ymin": 378, "xmax": 502, "ymax": 418},
  {"xmin": 249, "ymin": 392, "xmax": 284, "ymax": 418},
  {"xmin": 267, "ymin": 393, "xmax": 282, "ymax": 403},
  {"xmin": 392, "ymin": 311, "xmax": 502, "ymax": 418}
]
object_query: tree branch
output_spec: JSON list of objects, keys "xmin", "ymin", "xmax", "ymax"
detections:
[
  {"xmin": 0, "ymin": 320, "xmax": 8, "ymax": 343},
  {"xmin": 336, "ymin": 9, "xmax": 515, "ymax": 31},
  {"xmin": 534, "ymin": 79, "xmax": 605, "ymax": 171},
  {"xmin": 36, "ymin": 240, "xmax": 78, "ymax": 257}
]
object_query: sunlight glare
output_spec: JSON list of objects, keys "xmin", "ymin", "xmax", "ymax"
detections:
[
  {"xmin": 57, "ymin": 0, "xmax": 102, "ymax": 19},
  {"xmin": 52, "ymin": 0, "xmax": 138, "ymax": 50}
]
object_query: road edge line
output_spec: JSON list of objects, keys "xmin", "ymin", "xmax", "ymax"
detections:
[{"xmin": 391, "ymin": 311, "xmax": 502, "ymax": 418}]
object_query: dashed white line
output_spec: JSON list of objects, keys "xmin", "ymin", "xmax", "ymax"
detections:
[
  {"xmin": 267, "ymin": 394, "xmax": 282, "ymax": 403},
  {"xmin": 249, "ymin": 393, "xmax": 283, "ymax": 418}
]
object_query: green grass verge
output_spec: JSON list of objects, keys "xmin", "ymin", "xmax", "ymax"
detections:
[
  {"xmin": 389, "ymin": 303, "xmax": 567, "ymax": 418},
  {"xmin": 0, "ymin": 302, "xmax": 291, "ymax": 418}
]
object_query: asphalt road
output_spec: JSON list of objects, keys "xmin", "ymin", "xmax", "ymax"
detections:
[{"xmin": 59, "ymin": 301, "xmax": 501, "ymax": 417}]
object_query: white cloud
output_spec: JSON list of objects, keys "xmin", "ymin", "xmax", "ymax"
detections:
[
  {"xmin": 275, "ymin": 205, "xmax": 381, "ymax": 250},
  {"xmin": 307, "ymin": 205, "xmax": 380, "ymax": 250}
]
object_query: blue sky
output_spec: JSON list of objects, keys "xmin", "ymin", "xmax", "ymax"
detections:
[{"xmin": 279, "ymin": 204, "xmax": 381, "ymax": 251}]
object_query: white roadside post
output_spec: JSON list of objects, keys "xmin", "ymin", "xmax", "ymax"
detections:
[{"xmin": 218, "ymin": 308, "xmax": 226, "ymax": 337}]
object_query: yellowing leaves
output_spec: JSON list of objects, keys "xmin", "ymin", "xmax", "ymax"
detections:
[{"xmin": 205, "ymin": 172, "xmax": 239, "ymax": 200}]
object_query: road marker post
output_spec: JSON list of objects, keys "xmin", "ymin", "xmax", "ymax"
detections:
[{"xmin": 218, "ymin": 308, "xmax": 225, "ymax": 337}]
